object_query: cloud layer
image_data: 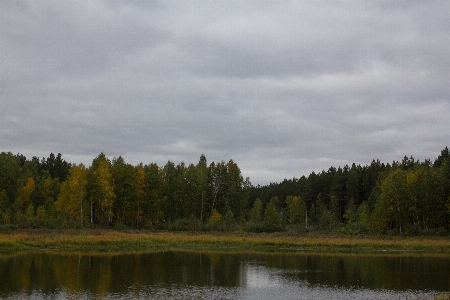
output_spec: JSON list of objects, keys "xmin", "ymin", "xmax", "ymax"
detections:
[{"xmin": 1, "ymin": 1, "xmax": 449, "ymax": 184}]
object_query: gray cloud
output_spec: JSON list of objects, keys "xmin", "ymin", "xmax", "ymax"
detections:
[{"xmin": 1, "ymin": 0, "xmax": 449, "ymax": 185}]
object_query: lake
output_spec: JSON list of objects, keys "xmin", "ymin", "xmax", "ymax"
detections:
[{"xmin": 0, "ymin": 249, "xmax": 448, "ymax": 299}]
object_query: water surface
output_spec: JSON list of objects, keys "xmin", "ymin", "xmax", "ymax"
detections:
[{"xmin": 0, "ymin": 250, "xmax": 448, "ymax": 299}]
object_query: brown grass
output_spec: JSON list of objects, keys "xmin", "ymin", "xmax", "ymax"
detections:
[
  {"xmin": 425, "ymin": 294, "xmax": 450, "ymax": 300},
  {"xmin": 1, "ymin": 229, "xmax": 450, "ymax": 253}
]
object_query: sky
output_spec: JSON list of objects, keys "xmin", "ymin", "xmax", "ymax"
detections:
[{"xmin": 1, "ymin": 1, "xmax": 449, "ymax": 185}]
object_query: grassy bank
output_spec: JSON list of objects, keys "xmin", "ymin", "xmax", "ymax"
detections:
[
  {"xmin": 0, "ymin": 229, "xmax": 450, "ymax": 253},
  {"xmin": 425, "ymin": 294, "xmax": 450, "ymax": 300}
]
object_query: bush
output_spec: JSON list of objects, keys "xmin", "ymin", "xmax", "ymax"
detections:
[
  {"xmin": 204, "ymin": 220, "xmax": 226, "ymax": 232},
  {"xmin": 0, "ymin": 223, "xmax": 18, "ymax": 230},
  {"xmin": 345, "ymin": 222, "xmax": 362, "ymax": 235},
  {"xmin": 168, "ymin": 218, "xmax": 203, "ymax": 231},
  {"xmin": 241, "ymin": 221, "xmax": 283, "ymax": 233},
  {"xmin": 113, "ymin": 222, "xmax": 130, "ymax": 230}
]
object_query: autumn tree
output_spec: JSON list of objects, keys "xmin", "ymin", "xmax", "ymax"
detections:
[
  {"xmin": 88, "ymin": 154, "xmax": 115, "ymax": 225},
  {"xmin": 13, "ymin": 177, "xmax": 36, "ymax": 224},
  {"xmin": 55, "ymin": 164, "xmax": 87, "ymax": 224},
  {"xmin": 96, "ymin": 161, "xmax": 115, "ymax": 224},
  {"xmin": 2, "ymin": 146, "xmax": 449, "ymax": 233}
]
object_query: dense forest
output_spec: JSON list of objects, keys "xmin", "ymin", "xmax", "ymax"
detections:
[{"xmin": 0, "ymin": 147, "xmax": 449, "ymax": 235}]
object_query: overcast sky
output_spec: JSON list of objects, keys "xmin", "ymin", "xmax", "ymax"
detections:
[{"xmin": 1, "ymin": 1, "xmax": 449, "ymax": 185}]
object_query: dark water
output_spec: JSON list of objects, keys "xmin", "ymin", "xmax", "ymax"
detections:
[{"xmin": 0, "ymin": 250, "xmax": 449, "ymax": 299}]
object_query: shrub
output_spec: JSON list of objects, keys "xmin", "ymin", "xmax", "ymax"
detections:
[{"xmin": 168, "ymin": 218, "xmax": 203, "ymax": 231}]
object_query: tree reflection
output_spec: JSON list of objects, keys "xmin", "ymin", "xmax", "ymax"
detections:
[{"xmin": 0, "ymin": 251, "xmax": 449, "ymax": 297}]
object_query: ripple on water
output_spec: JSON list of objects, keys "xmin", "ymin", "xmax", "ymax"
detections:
[{"xmin": 0, "ymin": 285, "xmax": 440, "ymax": 300}]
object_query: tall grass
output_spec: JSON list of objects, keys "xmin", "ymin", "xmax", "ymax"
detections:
[
  {"xmin": 1, "ymin": 229, "xmax": 450, "ymax": 252},
  {"xmin": 425, "ymin": 294, "xmax": 450, "ymax": 300}
]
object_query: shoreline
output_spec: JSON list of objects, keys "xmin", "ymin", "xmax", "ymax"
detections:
[{"xmin": 1, "ymin": 229, "xmax": 449, "ymax": 253}]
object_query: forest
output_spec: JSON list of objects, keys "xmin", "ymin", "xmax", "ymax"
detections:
[{"xmin": 0, "ymin": 147, "xmax": 449, "ymax": 235}]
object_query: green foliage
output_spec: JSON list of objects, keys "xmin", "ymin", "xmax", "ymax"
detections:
[
  {"xmin": 356, "ymin": 202, "xmax": 371, "ymax": 233},
  {"xmin": 40, "ymin": 152, "xmax": 71, "ymax": 181},
  {"xmin": 344, "ymin": 200, "xmax": 371, "ymax": 235},
  {"xmin": 319, "ymin": 209, "xmax": 339, "ymax": 231},
  {"xmin": 35, "ymin": 205, "xmax": 46, "ymax": 222},
  {"xmin": 223, "ymin": 210, "xmax": 236, "ymax": 231},
  {"xmin": 0, "ymin": 152, "xmax": 22, "ymax": 208},
  {"xmin": 250, "ymin": 198, "xmax": 263, "ymax": 223},
  {"xmin": 264, "ymin": 197, "xmax": 282, "ymax": 231},
  {"xmin": 135, "ymin": 164, "xmax": 146, "ymax": 227},
  {"xmin": 1, "ymin": 147, "xmax": 449, "ymax": 235},
  {"xmin": 111, "ymin": 157, "xmax": 137, "ymax": 226},
  {"xmin": 343, "ymin": 197, "xmax": 357, "ymax": 224},
  {"xmin": 168, "ymin": 217, "xmax": 203, "ymax": 231},
  {"xmin": 308, "ymin": 203, "xmax": 317, "ymax": 225},
  {"xmin": 286, "ymin": 195, "xmax": 307, "ymax": 229}
]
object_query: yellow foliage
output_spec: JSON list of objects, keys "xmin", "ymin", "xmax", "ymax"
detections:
[
  {"xmin": 406, "ymin": 171, "xmax": 417, "ymax": 185},
  {"xmin": 210, "ymin": 209, "xmax": 221, "ymax": 222},
  {"xmin": 55, "ymin": 164, "xmax": 87, "ymax": 223},
  {"xmin": 94, "ymin": 161, "xmax": 115, "ymax": 222},
  {"xmin": 22, "ymin": 178, "xmax": 35, "ymax": 201}
]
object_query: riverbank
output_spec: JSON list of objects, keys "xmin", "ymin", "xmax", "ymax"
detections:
[
  {"xmin": 428, "ymin": 294, "xmax": 450, "ymax": 300},
  {"xmin": 0, "ymin": 229, "xmax": 449, "ymax": 253}
]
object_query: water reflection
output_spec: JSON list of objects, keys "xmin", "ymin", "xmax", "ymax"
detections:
[{"xmin": 0, "ymin": 250, "xmax": 448, "ymax": 299}]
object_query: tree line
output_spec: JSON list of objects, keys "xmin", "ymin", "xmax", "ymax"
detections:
[
  {"xmin": 0, "ymin": 152, "xmax": 250, "ymax": 230},
  {"xmin": 250, "ymin": 147, "xmax": 450, "ymax": 234},
  {"xmin": 0, "ymin": 147, "xmax": 449, "ymax": 234}
]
